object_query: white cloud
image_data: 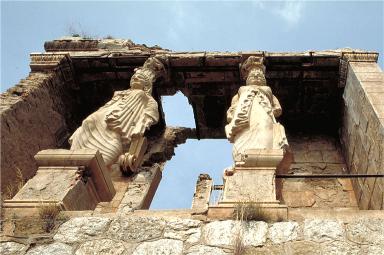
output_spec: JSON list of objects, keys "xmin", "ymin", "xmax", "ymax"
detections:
[{"xmin": 275, "ymin": 1, "xmax": 304, "ymax": 27}]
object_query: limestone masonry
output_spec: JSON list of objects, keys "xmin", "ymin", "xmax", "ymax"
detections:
[{"xmin": 1, "ymin": 37, "xmax": 383, "ymax": 254}]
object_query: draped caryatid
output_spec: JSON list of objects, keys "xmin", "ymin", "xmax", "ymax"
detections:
[
  {"xmin": 225, "ymin": 56, "xmax": 288, "ymax": 163},
  {"xmin": 69, "ymin": 56, "xmax": 166, "ymax": 173}
]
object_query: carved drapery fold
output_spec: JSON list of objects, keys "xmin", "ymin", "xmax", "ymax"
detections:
[{"xmin": 69, "ymin": 56, "xmax": 167, "ymax": 173}]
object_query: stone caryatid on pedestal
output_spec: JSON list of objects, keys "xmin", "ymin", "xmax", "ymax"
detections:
[
  {"xmin": 221, "ymin": 56, "xmax": 291, "ymax": 207},
  {"xmin": 4, "ymin": 56, "xmax": 168, "ymax": 211},
  {"xmin": 225, "ymin": 56, "xmax": 288, "ymax": 166},
  {"xmin": 69, "ymin": 56, "xmax": 167, "ymax": 174}
]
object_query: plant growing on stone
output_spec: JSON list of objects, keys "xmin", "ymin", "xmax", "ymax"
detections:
[
  {"xmin": 4, "ymin": 167, "xmax": 25, "ymax": 199},
  {"xmin": 233, "ymin": 230, "xmax": 246, "ymax": 255},
  {"xmin": 233, "ymin": 201, "xmax": 269, "ymax": 222},
  {"xmin": 38, "ymin": 203, "xmax": 61, "ymax": 232}
]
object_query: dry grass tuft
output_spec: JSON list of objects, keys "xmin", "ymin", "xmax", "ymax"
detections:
[
  {"xmin": 233, "ymin": 202, "xmax": 269, "ymax": 222},
  {"xmin": 4, "ymin": 167, "xmax": 25, "ymax": 199},
  {"xmin": 38, "ymin": 203, "xmax": 61, "ymax": 232},
  {"xmin": 233, "ymin": 231, "xmax": 246, "ymax": 255}
]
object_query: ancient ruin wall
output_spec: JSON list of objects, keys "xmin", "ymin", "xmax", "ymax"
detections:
[
  {"xmin": 0, "ymin": 55, "xmax": 77, "ymax": 193},
  {"xmin": 341, "ymin": 60, "xmax": 384, "ymax": 209},
  {"xmin": 1, "ymin": 213, "xmax": 384, "ymax": 254}
]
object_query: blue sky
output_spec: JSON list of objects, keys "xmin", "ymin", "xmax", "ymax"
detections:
[{"xmin": 1, "ymin": 1, "xmax": 383, "ymax": 209}]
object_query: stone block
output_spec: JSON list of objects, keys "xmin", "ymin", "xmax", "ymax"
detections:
[
  {"xmin": 349, "ymin": 62, "xmax": 382, "ymax": 73},
  {"xmin": 164, "ymin": 218, "xmax": 202, "ymax": 243},
  {"xmin": 132, "ymin": 239, "xmax": 183, "ymax": 255},
  {"xmin": 359, "ymin": 189, "xmax": 371, "ymax": 210},
  {"xmin": 304, "ymin": 219, "xmax": 344, "ymax": 242},
  {"xmin": 369, "ymin": 184, "xmax": 383, "ymax": 210},
  {"xmin": 268, "ymin": 222, "xmax": 299, "ymax": 244},
  {"xmin": 202, "ymin": 220, "xmax": 238, "ymax": 246},
  {"xmin": 185, "ymin": 245, "xmax": 227, "ymax": 255},
  {"xmin": 222, "ymin": 168, "xmax": 277, "ymax": 203},
  {"xmin": 34, "ymin": 149, "xmax": 115, "ymax": 201},
  {"xmin": 26, "ymin": 243, "xmax": 72, "ymax": 255},
  {"xmin": 75, "ymin": 239, "xmax": 131, "ymax": 255},
  {"xmin": 107, "ymin": 216, "xmax": 165, "ymax": 242},
  {"xmin": 282, "ymin": 191, "xmax": 315, "ymax": 208},
  {"xmin": 0, "ymin": 242, "xmax": 27, "ymax": 255},
  {"xmin": 354, "ymin": 72, "xmax": 384, "ymax": 82},
  {"xmin": 242, "ymin": 221, "xmax": 268, "ymax": 246},
  {"xmin": 337, "ymin": 179, "xmax": 353, "ymax": 191},
  {"xmin": 346, "ymin": 219, "xmax": 384, "ymax": 245},
  {"xmin": 202, "ymin": 220, "xmax": 268, "ymax": 247},
  {"xmin": 54, "ymin": 217, "xmax": 111, "ymax": 244},
  {"xmin": 7, "ymin": 166, "xmax": 98, "ymax": 211},
  {"xmin": 367, "ymin": 92, "xmax": 384, "ymax": 106}
]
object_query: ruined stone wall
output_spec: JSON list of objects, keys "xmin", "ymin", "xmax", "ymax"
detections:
[
  {"xmin": 341, "ymin": 61, "xmax": 384, "ymax": 210},
  {"xmin": 0, "ymin": 58, "xmax": 77, "ymax": 194},
  {"xmin": 1, "ymin": 213, "xmax": 383, "ymax": 254},
  {"xmin": 283, "ymin": 134, "xmax": 357, "ymax": 208}
]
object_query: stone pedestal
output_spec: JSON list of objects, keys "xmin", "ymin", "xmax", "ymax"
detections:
[
  {"xmin": 209, "ymin": 149, "xmax": 289, "ymax": 220},
  {"xmin": 4, "ymin": 149, "xmax": 115, "ymax": 211},
  {"xmin": 221, "ymin": 167, "xmax": 279, "ymax": 204}
]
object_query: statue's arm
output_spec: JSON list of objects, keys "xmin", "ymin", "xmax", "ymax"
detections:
[
  {"xmin": 272, "ymin": 95, "xmax": 282, "ymax": 118},
  {"xmin": 227, "ymin": 94, "xmax": 239, "ymax": 123},
  {"xmin": 131, "ymin": 96, "xmax": 159, "ymax": 138},
  {"xmin": 225, "ymin": 94, "xmax": 239, "ymax": 142},
  {"xmin": 144, "ymin": 97, "xmax": 159, "ymax": 126}
]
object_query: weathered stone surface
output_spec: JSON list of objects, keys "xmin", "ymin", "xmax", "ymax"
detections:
[
  {"xmin": 54, "ymin": 217, "xmax": 111, "ymax": 243},
  {"xmin": 321, "ymin": 241, "xmax": 361, "ymax": 255},
  {"xmin": 244, "ymin": 245, "xmax": 286, "ymax": 255},
  {"xmin": 132, "ymin": 239, "xmax": 183, "ymax": 255},
  {"xmin": 304, "ymin": 219, "xmax": 344, "ymax": 242},
  {"xmin": 1, "ymin": 71, "xmax": 75, "ymax": 193},
  {"xmin": 75, "ymin": 239, "xmax": 130, "ymax": 255},
  {"xmin": 242, "ymin": 221, "xmax": 268, "ymax": 247},
  {"xmin": 202, "ymin": 220, "xmax": 239, "ymax": 246},
  {"xmin": 285, "ymin": 241, "xmax": 322, "ymax": 255},
  {"xmin": 346, "ymin": 219, "xmax": 384, "ymax": 245},
  {"xmin": 26, "ymin": 243, "xmax": 72, "ymax": 255},
  {"xmin": 185, "ymin": 245, "xmax": 227, "ymax": 255},
  {"xmin": 163, "ymin": 218, "xmax": 201, "ymax": 243},
  {"xmin": 362, "ymin": 244, "xmax": 384, "ymax": 255},
  {"xmin": 342, "ymin": 61, "xmax": 384, "ymax": 210},
  {"xmin": 191, "ymin": 174, "xmax": 212, "ymax": 212},
  {"xmin": 268, "ymin": 222, "xmax": 299, "ymax": 244},
  {"xmin": 0, "ymin": 242, "xmax": 27, "ymax": 255},
  {"xmin": 282, "ymin": 191, "xmax": 316, "ymax": 207},
  {"xmin": 202, "ymin": 220, "xmax": 267, "ymax": 247},
  {"xmin": 108, "ymin": 217, "xmax": 165, "ymax": 242}
]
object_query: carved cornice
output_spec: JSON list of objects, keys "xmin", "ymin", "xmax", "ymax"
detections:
[
  {"xmin": 30, "ymin": 53, "xmax": 70, "ymax": 71},
  {"xmin": 342, "ymin": 52, "xmax": 379, "ymax": 62},
  {"xmin": 338, "ymin": 52, "xmax": 379, "ymax": 87}
]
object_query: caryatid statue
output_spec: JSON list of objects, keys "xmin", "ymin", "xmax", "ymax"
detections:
[
  {"xmin": 225, "ymin": 56, "xmax": 289, "ymax": 165},
  {"xmin": 69, "ymin": 56, "xmax": 167, "ymax": 174}
]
